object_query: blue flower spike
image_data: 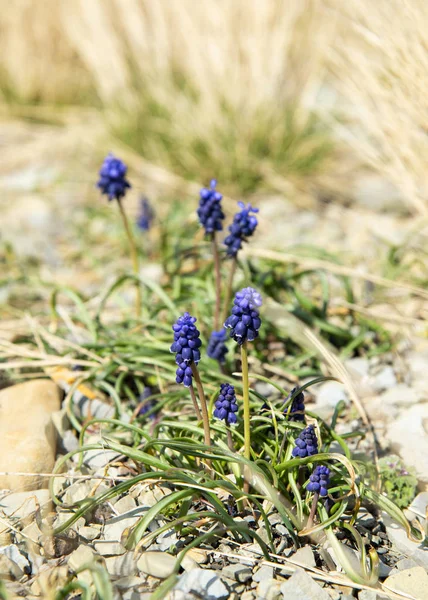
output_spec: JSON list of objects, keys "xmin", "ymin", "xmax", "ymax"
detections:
[
  {"xmin": 224, "ymin": 287, "xmax": 262, "ymax": 345},
  {"xmin": 214, "ymin": 383, "xmax": 238, "ymax": 425},
  {"xmin": 207, "ymin": 330, "xmax": 229, "ymax": 364},
  {"xmin": 285, "ymin": 387, "xmax": 305, "ymax": 422},
  {"xmin": 137, "ymin": 197, "xmax": 155, "ymax": 231},
  {"xmin": 307, "ymin": 465, "xmax": 331, "ymax": 497},
  {"xmin": 224, "ymin": 202, "xmax": 259, "ymax": 258},
  {"xmin": 170, "ymin": 312, "xmax": 202, "ymax": 387},
  {"xmin": 97, "ymin": 153, "xmax": 131, "ymax": 201},
  {"xmin": 197, "ymin": 179, "xmax": 225, "ymax": 235},
  {"xmin": 291, "ymin": 424, "xmax": 318, "ymax": 458}
]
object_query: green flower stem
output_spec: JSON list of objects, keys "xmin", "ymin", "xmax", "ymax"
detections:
[
  {"xmin": 241, "ymin": 340, "xmax": 251, "ymax": 461},
  {"xmin": 222, "ymin": 256, "xmax": 237, "ymax": 325},
  {"xmin": 191, "ymin": 364, "xmax": 211, "ymax": 451},
  {"xmin": 189, "ymin": 384, "xmax": 202, "ymax": 421},
  {"xmin": 117, "ymin": 198, "xmax": 141, "ymax": 319},
  {"xmin": 211, "ymin": 233, "xmax": 222, "ymax": 330}
]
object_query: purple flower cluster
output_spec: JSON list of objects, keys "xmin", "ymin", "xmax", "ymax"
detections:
[
  {"xmin": 97, "ymin": 153, "xmax": 131, "ymax": 201},
  {"xmin": 224, "ymin": 287, "xmax": 262, "ymax": 345},
  {"xmin": 214, "ymin": 383, "xmax": 238, "ymax": 424},
  {"xmin": 285, "ymin": 387, "xmax": 305, "ymax": 422},
  {"xmin": 224, "ymin": 202, "xmax": 259, "ymax": 257},
  {"xmin": 307, "ymin": 465, "xmax": 331, "ymax": 497},
  {"xmin": 137, "ymin": 197, "xmax": 155, "ymax": 231},
  {"xmin": 291, "ymin": 424, "xmax": 318, "ymax": 458},
  {"xmin": 170, "ymin": 313, "xmax": 202, "ymax": 387},
  {"xmin": 207, "ymin": 330, "xmax": 229, "ymax": 364},
  {"xmin": 197, "ymin": 179, "xmax": 225, "ymax": 235}
]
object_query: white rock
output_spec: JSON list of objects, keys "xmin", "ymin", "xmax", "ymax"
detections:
[
  {"xmin": 68, "ymin": 545, "xmax": 96, "ymax": 584},
  {"xmin": 93, "ymin": 540, "xmax": 126, "ymax": 556},
  {"xmin": 405, "ymin": 492, "xmax": 428, "ymax": 524},
  {"xmin": 0, "ymin": 545, "xmax": 30, "ymax": 574},
  {"xmin": 383, "ymin": 514, "xmax": 428, "ymax": 570},
  {"xmin": 345, "ymin": 358, "xmax": 370, "ymax": 378},
  {"xmin": 0, "ymin": 489, "xmax": 51, "ymax": 519},
  {"xmin": 105, "ymin": 553, "xmax": 138, "ymax": 577},
  {"xmin": 78, "ymin": 526, "xmax": 101, "ymax": 541},
  {"xmin": 137, "ymin": 551, "xmax": 177, "ymax": 579},
  {"xmin": 383, "ymin": 567, "xmax": 428, "ymax": 600},
  {"xmin": 222, "ymin": 563, "xmax": 252, "ymax": 583},
  {"xmin": 292, "ymin": 546, "xmax": 316, "ymax": 568},
  {"xmin": 280, "ymin": 568, "xmax": 330, "ymax": 599},
  {"xmin": 253, "ymin": 565, "xmax": 274, "ymax": 583},
  {"xmin": 0, "ymin": 380, "xmax": 62, "ymax": 491},
  {"xmin": 314, "ymin": 381, "xmax": 348, "ymax": 418},
  {"xmin": 170, "ymin": 568, "xmax": 229, "ymax": 600},
  {"xmin": 372, "ymin": 366, "xmax": 397, "ymax": 392},
  {"xmin": 378, "ymin": 385, "xmax": 420, "ymax": 408},
  {"xmin": 385, "ymin": 404, "xmax": 428, "ymax": 483}
]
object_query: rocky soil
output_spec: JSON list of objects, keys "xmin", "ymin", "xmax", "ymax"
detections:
[{"xmin": 1, "ymin": 117, "xmax": 428, "ymax": 599}]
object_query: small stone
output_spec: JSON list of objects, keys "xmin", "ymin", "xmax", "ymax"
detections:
[
  {"xmin": 0, "ymin": 554, "xmax": 23, "ymax": 581},
  {"xmin": 405, "ymin": 492, "xmax": 428, "ymax": 524},
  {"xmin": 357, "ymin": 511, "xmax": 377, "ymax": 530},
  {"xmin": 378, "ymin": 559, "xmax": 392, "ymax": 579},
  {"xmin": 395, "ymin": 557, "xmax": 419, "ymax": 571},
  {"xmin": 378, "ymin": 385, "xmax": 419, "ymax": 408},
  {"xmin": 358, "ymin": 591, "xmax": 380, "ymax": 600},
  {"xmin": 345, "ymin": 358, "xmax": 370, "ymax": 378},
  {"xmin": 171, "ymin": 568, "xmax": 229, "ymax": 600},
  {"xmin": 78, "ymin": 526, "xmax": 101, "ymax": 541},
  {"xmin": 255, "ymin": 526, "xmax": 270, "ymax": 545},
  {"xmin": 280, "ymin": 568, "xmax": 330, "ymax": 599},
  {"xmin": 186, "ymin": 548, "xmax": 208, "ymax": 564},
  {"xmin": 314, "ymin": 381, "xmax": 348, "ymax": 418},
  {"xmin": 292, "ymin": 546, "xmax": 316, "ymax": 568},
  {"xmin": 253, "ymin": 565, "xmax": 273, "ymax": 583},
  {"xmin": 372, "ymin": 366, "xmax": 397, "ymax": 392},
  {"xmin": 223, "ymin": 563, "xmax": 252, "ymax": 583},
  {"xmin": 0, "ymin": 380, "xmax": 62, "ymax": 491},
  {"xmin": 82, "ymin": 447, "xmax": 121, "ymax": 470},
  {"xmin": 258, "ymin": 577, "xmax": 282, "ymax": 600},
  {"xmin": 68, "ymin": 545, "xmax": 96, "ymax": 584},
  {"xmin": 384, "ymin": 514, "xmax": 428, "ymax": 569},
  {"xmin": 93, "ymin": 541, "xmax": 126, "ymax": 556},
  {"xmin": 0, "ymin": 545, "xmax": 30, "ymax": 576},
  {"xmin": 384, "ymin": 567, "xmax": 428, "ymax": 600},
  {"xmin": 105, "ymin": 553, "xmax": 138, "ymax": 577},
  {"xmin": 156, "ymin": 529, "xmax": 178, "ymax": 551},
  {"xmin": 43, "ymin": 530, "xmax": 79, "ymax": 558},
  {"xmin": 137, "ymin": 551, "xmax": 176, "ymax": 579},
  {"xmin": 0, "ymin": 489, "xmax": 51, "ymax": 520}
]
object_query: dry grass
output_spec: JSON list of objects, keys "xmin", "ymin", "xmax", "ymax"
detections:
[{"xmin": 0, "ymin": 0, "xmax": 426, "ymax": 207}]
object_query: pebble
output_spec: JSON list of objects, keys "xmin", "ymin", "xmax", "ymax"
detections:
[
  {"xmin": 68, "ymin": 545, "xmax": 96, "ymax": 585},
  {"xmin": 253, "ymin": 565, "xmax": 274, "ymax": 583},
  {"xmin": 137, "ymin": 551, "xmax": 176, "ymax": 579},
  {"xmin": 0, "ymin": 380, "xmax": 62, "ymax": 491},
  {"xmin": 223, "ymin": 563, "xmax": 252, "ymax": 583},
  {"xmin": 372, "ymin": 366, "xmax": 397, "ymax": 392},
  {"xmin": 78, "ymin": 526, "xmax": 101, "ymax": 541},
  {"xmin": 384, "ymin": 567, "xmax": 428, "ymax": 600},
  {"xmin": 0, "ymin": 489, "xmax": 51, "ymax": 520},
  {"xmin": 378, "ymin": 384, "xmax": 419, "ymax": 408},
  {"xmin": 169, "ymin": 568, "xmax": 229, "ymax": 600},
  {"xmin": 93, "ymin": 540, "xmax": 126, "ymax": 556},
  {"xmin": 105, "ymin": 553, "xmax": 138, "ymax": 577},
  {"xmin": 280, "ymin": 568, "xmax": 330, "ymax": 599},
  {"xmin": 395, "ymin": 557, "xmax": 420, "ymax": 571},
  {"xmin": 385, "ymin": 404, "xmax": 428, "ymax": 483},
  {"xmin": 404, "ymin": 492, "xmax": 428, "ymax": 524},
  {"xmin": 292, "ymin": 546, "xmax": 316, "ymax": 568},
  {"xmin": 314, "ymin": 381, "xmax": 348, "ymax": 418}
]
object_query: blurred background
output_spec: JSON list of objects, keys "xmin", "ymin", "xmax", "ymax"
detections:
[{"xmin": 0, "ymin": 0, "xmax": 427, "ymax": 311}]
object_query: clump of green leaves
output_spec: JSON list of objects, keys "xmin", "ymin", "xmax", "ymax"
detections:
[{"xmin": 379, "ymin": 455, "xmax": 418, "ymax": 508}]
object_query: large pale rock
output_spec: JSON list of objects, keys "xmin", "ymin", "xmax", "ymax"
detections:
[{"xmin": 0, "ymin": 380, "xmax": 62, "ymax": 491}]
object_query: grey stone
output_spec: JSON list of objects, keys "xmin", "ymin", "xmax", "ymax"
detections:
[
  {"xmin": 0, "ymin": 489, "xmax": 51, "ymax": 519},
  {"xmin": 315, "ymin": 381, "xmax": 348, "ymax": 418},
  {"xmin": 137, "ymin": 551, "xmax": 176, "ymax": 579},
  {"xmin": 0, "ymin": 553, "xmax": 24, "ymax": 580},
  {"xmin": 252, "ymin": 565, "xmax": 274, "ymax": 583},
  {"xmin": 358, "ymin": 591, "xmax": 381, "ymax": 600},
  {"xmin": 105, "ymin": 553, "xmax": 138, "ymax": 577},
  {"xmin": 378, "ymin": 384, "xmax": 419, "ymax": 408},
  {"xmin": 345, "ymin": 357, "xmax": 370, "ymax": 378},
  {"xmin": 292, "ymin": 546, "xmax": 316, "ymax": 568},
  {"xmin": 385, "ymin": 404, "xmax": 428, "ymax": 483},
  {"xmin": 156, "ymin": 529, "xmax": 178, "ymax": 551},
  {"xmin": 383, "ymin": 567, "xmax": 428, "ymax": 600},
  {"xmin": 405, "ymin": 492, "xmax": 428, "ymax": 524},
  {"xmin": 93, "ymin": 540, "xmax": 126, "ymax": 556},
  {"xmin": 82, "ymin": 447, "xmax": 121, "ymax": 470},
  {"xmin": 171, "ymin": 569, "xmax": 229, "ymax": 600},
  {"xmin": 372, "ymin": 366, "xmax": 397, "ymax": 392},
  {"xmin": 280, "ymin": 568, "xmax": 330, "ymax": 599},
  {"xmin": 0, "ymin": 545, "xmax": 30, "ymax": 575},
  {"xmin": 378, "ymin": 559, "xmax": 392, "ymax": 579},
  {"xmin": 395, "ymin": 557, "xmax": 420, "ymax": 571},
  {"xmin": 68, "ymin": 545, "xmax": 96, "ymax": 585},
  {"xmin": 351, "ymin": 174, "xmax": 404, "ymax": 213},
  {"xmin": 78, "ymin": 526, "xmax": 101, "ymax": 541},
  {"xmin": 223, "ymin": 563, "xmax": 252, "ymax": 583}
]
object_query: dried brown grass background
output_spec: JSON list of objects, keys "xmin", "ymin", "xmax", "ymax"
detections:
[{"xmin": 0, "ymin": 0, "xmax": 426, "ymax": 212}]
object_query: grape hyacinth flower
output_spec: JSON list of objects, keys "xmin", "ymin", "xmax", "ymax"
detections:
[
  {"xmin": 197, "ymin": 179, "xmax": 225, "ymax": 235},
  {"xmin": 224, "ymin": 202, "xmax": 259, "ymax": 258},
  {"xmin": 292, "ymin": 424, "xmax": 318, "ymax": 458},
  {"xmin": 207, "ymin": 330, "xmax": 229, "ymax": 364},
  {"xmin": 137, "ymin": 197, "xmax": 155, "ymax": 231},
  {"xmin": 170, "ymin": 313, "xmax": 202, "ymax": 387},
  {"xmin": 214, "ymin": 383, "xmax": 238, "ymax": 425},
  {"xmin": 97, "ymin": 153, "xmax": 131, "ymax": 201},
  {"xmin": 285, "ymin": 387, "xmax": 305, "ymax": 422},
  {"xmin": 307, "ymin": 465, "xmax": 331, "ymax": 497},
  {"xmin": 224, "ymin": 287, "xmax": 262, "ymax": 345}
]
